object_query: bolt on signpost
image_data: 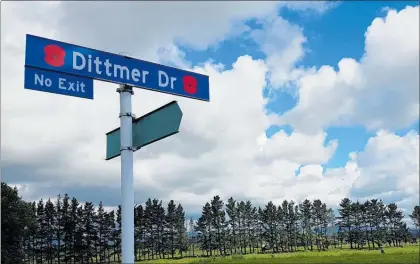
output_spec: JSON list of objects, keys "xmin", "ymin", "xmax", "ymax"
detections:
[{"xmin": 24, "ymin": 34, "xmax": 209, "ymax": 263}]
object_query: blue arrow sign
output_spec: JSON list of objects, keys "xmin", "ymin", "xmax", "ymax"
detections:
[
  {"xmin": 24, "ymin": 66, "xmax": 94, "ymax": 99},
  {"xmin": 25, "ymin": 34, "xmax": 210, "ymax": 101},
  {"xmin": 106, "ymin": 101, "xmax": 183, "ymax": 160}
]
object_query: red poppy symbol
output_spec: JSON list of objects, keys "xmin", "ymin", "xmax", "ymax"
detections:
[
  {"xmin": 182, "ymin": 75, "xmax": 198, "ymax": 95},
  {"xmin": 44, "ymin": 44, "xmax": 66, "ymax": 67}
]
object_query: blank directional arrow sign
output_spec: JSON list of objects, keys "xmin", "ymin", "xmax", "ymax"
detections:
[{"xmin": 106, "ymin": 101, "xmax": 183, "ymax": 160}]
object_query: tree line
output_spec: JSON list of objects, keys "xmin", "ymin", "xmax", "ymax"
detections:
[
  {"xmin": 2, "ymin": 181, "xmax": 420, "ymax": 264},
  {"xmin": 194, "ymin": 196, "xmax": 419, "ymax": 257}
]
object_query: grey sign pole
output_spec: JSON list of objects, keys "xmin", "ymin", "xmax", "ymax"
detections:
[{"xmin": 117, "ymin": 84, "xmax": 135, "ymax": 263}]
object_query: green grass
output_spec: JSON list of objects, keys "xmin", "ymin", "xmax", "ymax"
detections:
[{"xmin": 138, "ymin": 245, "xmax": 419, "ymax": 264}]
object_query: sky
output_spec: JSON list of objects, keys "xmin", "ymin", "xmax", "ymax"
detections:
[{"xmin": 1, "ymin": 1, "xmax": 419, "ymax": 222}]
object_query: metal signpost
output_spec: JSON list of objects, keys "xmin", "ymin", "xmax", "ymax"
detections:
[
  {"xmin": 24, "ymin": 34, "xmax": 210, "ymax": 263},
  {"xmin": 106, "ymin": 100, "xmax": 183, "ymax": 160}
]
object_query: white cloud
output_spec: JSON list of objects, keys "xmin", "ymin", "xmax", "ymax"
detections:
[
  {"xmin": 250, "ymin": 15, "xmax": 311, "ymax": 90},
  {"xmin": 351, "ymin": 130, "xmax": 419, "ymax": 198},
  {"xmin": 259, "ymin": 130, "xmax": 338, "ymax": 164},
  {"xmin": 270, "ymin": 5, "xmax": 419, "ymax": 134}
]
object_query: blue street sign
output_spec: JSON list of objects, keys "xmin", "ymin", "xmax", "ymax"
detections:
[
  {"xmin": 24, "ymin": 66, "xmax": 94, "ymax": 99},
  {"xmin": 25, "ymin": 34, "xmax": 210, "ymax": 101},
  {"xmin": 106, "ymin": 100, "xmax": 183, "ymax": 160}
]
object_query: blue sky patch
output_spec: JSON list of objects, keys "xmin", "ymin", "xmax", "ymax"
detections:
[{"xmin": 177, "ymin": 1, "xmax": 418, "ymax": 171}]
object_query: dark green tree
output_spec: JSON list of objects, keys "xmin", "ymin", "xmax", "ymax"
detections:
[
  {"xmin": 155, "ymin": 199, "xmax": 167, "ymax": 259},
  {"xmin": 371, "ymin": 199, "xmax": 386, "ymax": 247},
  {"xmin": 36, "ymin": 199, "xmax": 47, "ymax": 263},
  {"xmin": 81, "ymin": 202, "xmax": 97, "ymax": 263},
  {"xmin": 210, "ymin": 195, "xmax": 226, "ymax": 256},
  {"xmin": 134, "ymin": 205, "xmax": 145, "ymax": 261},
  {"xmin": 69, "ymin": 197, "xmax": 80, "ymax": 263},
  {"xmin": 60, "ymin": 194, "xmax": 71, "ymax": 263},
  {"xmin": 44, "ymin": 198, "xmax": 56, "ymax": 264},
  {"xmin": 261, "ymin": 201, "xmax": 277, "ymax": 252},
  {"xmin": 165, "ymin": 200, "xmax": 178, "ymax": 258},
  {"xmin": 195, "ymin": 202, "xmax": 213, "ymax": 256},
  {"xmin": 385, "ymin": 203, "xmax": 404, "ymax": 247},
  {"xmin": 337, "ymin": 198, "xmax": 353, "ymax": 249},
  {"xmin": 237, "ymin": 201, "xmax": 246, "ymax": 253},
  {"xmin": 299, "ymin": 199, "xmax": 313, "ymax": 250},
  {"xmin": 350, "ymin": 201, "xmax": 364, "ymax": 249},
  {"xmin": 1, "ymin": 182, "xmax": 35, "ymax": 264},
  {"xmin": 225, "ymin": 197, "xmax": 238, "ymax": 254},
  {"xmin": 26, "ymin": 201, "xmax": 38, "ymax": 264},
  {"xmin": 105, "ymin": 210, "xmax": 115, "ymax": 262},
  {"xmin": 96, "ymin": 201, "xmax": 106, "ymax": 262},
  {"xmin": 55, "ymin": 194, "xmax": 63, "ymax": 264},
  {"xmin": 175, "ymin": 204, "xmax": 188, "ymax": 257},
  {"xmin": 244, "ymin": 201, "xmax": 257, "ymax": 253}
]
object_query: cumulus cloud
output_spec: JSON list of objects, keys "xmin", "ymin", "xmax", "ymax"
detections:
[
  {"xmin": 270, "ymin": 5, "xmax": 419, "ymax": 134},
  {"xmin": 250, "ymin": 15, "xmax": 310, "ymax": 90},
  {"xmin": 351, "ymin": 130, "xmax": 419, "ymax": 200}
]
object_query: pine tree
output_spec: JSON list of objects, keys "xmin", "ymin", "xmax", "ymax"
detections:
[
  {"xmin": 385, "ymin": 203, "xmax": 404, "ymax": 247},
  {"xmin": 241, "ymin": 201, "xmax": 255, "ymax": 254},
  {"xmin": 359, "ymin": 201, "xmax": 370, "ymax": 249},
  {"xmin": 151, "ymin": 199, "xmax": 166, "ymax": 259},
  {"xmin": 246, "ymin": 201, "xmax": 258, "ymax": 253},
  {"xmin": 311, "ymin": 199, "xmax": 323, "ymax": 251},
  {"xmin": 69, "ymin": 197, "xmax": 80, "ymax": 263},
  {"xmin": 279, "ymin": 200, "xmax": 288, "ymax": 252},
  {"xmin": 175, "ymin": 204, "xmax": 188, "ymax": 257},
  {"xmin": 165, "ymin": 200, "xmax": 177, "ymax": 258},
  {"xmin": 36, "ymin": 199, "xmax": 46, "ymax": 263},
  {"xmin": 337, "ymin": 198, "xmax": 353, "ymax": 249},
  {"xmin": 299, "ymin": 199, "xmax": 313, "ymax": 250},
  {"xmin": 210, "ymin": 196, "xmax": 226, "ymax": 256},
  {"xmin": 364, "ymin": 200, "xmax": 374, "ymax": 248},
  {"xmin": 237, "ymin": 201, "xmax": 246, "ymax": 253},
  {"xmin": 371, "ymin": 199, "xmax": 386, "ymax": 247},
  {"xmin": 287, "ymin": 201, "xmax": 298, "ymax": 252},
  {"xmin": 105, "ymin": 210, "xmax": 115, "ymax": 263},
  {"xmin": 27, "ymin": 202, "xmax": 38, "ymax": 264},
  {"xmin": 226, "ymin": 197, "xmax": 237, "ymax": 254},
  {"xmin": 44, "ymin": 199, "xmax": 56, "ymax": 264},
  {"xmin": 134, "ymin": 205, "xmax": 145, "ymax": 261},
  {"xmin": 256, "ymin": 207, "xmax": 264, "ymax": 251},
  {"xmin": 261, "ymin": 201, "xmax": 277, "ymax": 252},
  {"xmin": 196, "ymin": 202, "xmax": 213, "ymax": 256},
  {"xmin": 144, "ymin": 199, "xmax": 154, "ymax": 259},
  {"xmin": 60, "ymin": 194, "xmax": 71, "ymax": 263},
  {"xmin": 96, "ymin": 201, "xmax": 106, "ymax": 263},
  {"xmin": 350, "ymin": 201, "xmax": 362, "ymax": 249},
  {"xmin": 84, "ymin": 202, "xmax": 98, "ymax": 263},
  {"xmin": 55, "ymin": 194, "xmax": 63, "ymax": 264}
]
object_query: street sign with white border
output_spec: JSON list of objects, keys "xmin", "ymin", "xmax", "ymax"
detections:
[
  {"xmin": 24, "ymin": 66, "xmax": 94, "ymax": 99},
  {"xmin": 25, "ymin": 34, "xmax": 209, "ymax": 101}
]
